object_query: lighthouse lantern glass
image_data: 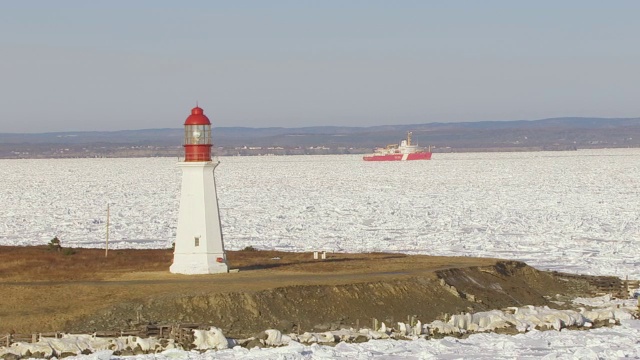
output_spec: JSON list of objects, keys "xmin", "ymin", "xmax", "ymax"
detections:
[{"xmin": 184, "ymin": 124, "xmax": 211, "ymax": 145}]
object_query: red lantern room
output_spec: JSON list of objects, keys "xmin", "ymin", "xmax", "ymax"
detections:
[{"xmin": 183, "ymin": 106, "xmax": 212, "ymax": 162}]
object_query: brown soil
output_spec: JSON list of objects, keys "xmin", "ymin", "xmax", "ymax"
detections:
[{"xmin": 0, "ymin": 246, "xmax": 618, "ymax": 338}]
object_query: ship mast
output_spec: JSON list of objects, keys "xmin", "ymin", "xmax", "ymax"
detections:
[{"xmin": 407, "ymin": 132, "xmax": 412, "ymax": 146}]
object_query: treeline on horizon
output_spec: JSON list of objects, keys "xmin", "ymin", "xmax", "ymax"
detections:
[{"xmin": 1, "ymin": 117, "xmax": 639, "ymax": 158}]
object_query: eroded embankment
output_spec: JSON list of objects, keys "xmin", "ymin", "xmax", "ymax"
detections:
[{"xmin": 67, "ymin": 261, "xmax": 617, "ymax": 338}]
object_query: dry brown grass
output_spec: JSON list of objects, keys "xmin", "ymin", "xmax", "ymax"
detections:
[
  {"xmin": 0, "ymin": 245, "xmax": 498, "ymax": 282},
  {"xmin": 0, "ymin": 246, "xmax": 337, "ymax": 281},
  {"xmin": 0, "ymin": 246, "xmax": 173, "ymax": 281},
  {"xmin": 0, "ymin": 246, "xmax": 615, "ymax": 338},
  {"xmin": 0, "ymin": 245, "xmax": 501, "ymax": 334}
]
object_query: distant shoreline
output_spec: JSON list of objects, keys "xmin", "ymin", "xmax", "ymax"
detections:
[
  {"xmin": 3, "ymin": 145, "xmax": 638, "ymax": 160},
  {"xmin": 2, "ymin": 116, "xmax": 640, "ymax": 159}
]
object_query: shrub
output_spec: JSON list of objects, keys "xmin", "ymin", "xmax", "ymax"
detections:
[
  {"xmin": 242, "ymin": 246, "xmax": 258, "ymax": 252},
  {"xmin": 48, "ymin": 237, "xmax": 62, "ymax": 252}
]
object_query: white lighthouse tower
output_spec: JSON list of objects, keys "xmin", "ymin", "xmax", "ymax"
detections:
[{"xmin": 170, "ymin": 106, "xmax": 228, "ymax": 274}]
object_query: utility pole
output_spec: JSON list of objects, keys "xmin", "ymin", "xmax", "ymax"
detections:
[{"xmin": 105, "ymin": 203, "xmax": 110, "ymax": 257}]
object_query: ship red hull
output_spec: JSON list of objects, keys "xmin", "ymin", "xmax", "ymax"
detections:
[{"xmin": 363, "ymin": 152, "xmax": 432, "ymax": 161}]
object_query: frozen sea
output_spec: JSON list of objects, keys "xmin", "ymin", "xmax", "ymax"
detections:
[
  {"xmin": 2, "ymin": 149, "xmax": 640, "ymax": 359},
  {"xmin": 1, "ymin": 149, "xmax": 638, "ymax": 279}
]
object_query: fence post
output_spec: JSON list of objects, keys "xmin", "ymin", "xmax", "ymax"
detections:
[{"xmin": 625, "ymin": 275, "xmax": 629, "ymax": 298}]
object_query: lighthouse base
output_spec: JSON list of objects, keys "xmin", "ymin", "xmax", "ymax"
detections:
[{"xmin": 170, "ymin": 253, "xmax": 229, "ymax": 275}]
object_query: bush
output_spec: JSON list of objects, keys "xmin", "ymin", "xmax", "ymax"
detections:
[
  {"xmin": 48, "ymin": 237, "xmax": 62, "ymax": 252},
  {"xmin": 242, "ymin": 246, "xmax": 258, "ymax": 252}
]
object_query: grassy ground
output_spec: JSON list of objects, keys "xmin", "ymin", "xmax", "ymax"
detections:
[{"xmin": 1, "ymin": 246, "xmax": 595, "ymax": 337}]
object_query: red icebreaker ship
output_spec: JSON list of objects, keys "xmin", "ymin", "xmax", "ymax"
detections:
[{"xmin": 363, "ymin": 132, "xmax": 432, "ymax": 161}]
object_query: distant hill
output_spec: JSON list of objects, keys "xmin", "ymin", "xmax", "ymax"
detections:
[{"xmin": 1, "ymin": 117, "xmax": 639, "ymax": 158}]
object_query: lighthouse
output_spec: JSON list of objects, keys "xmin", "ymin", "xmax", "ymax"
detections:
[{"xmin": 170, "ymin": 106, "xmax": 228, "ymax": 274}]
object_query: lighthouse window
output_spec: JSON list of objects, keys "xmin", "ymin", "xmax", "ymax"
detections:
[
  {"xmin": 185, "ymin": 125, "xmax": 211, "ymax": 145},
  {"xmin": 194, "ymin": 236, "xmax": 200, "ymax": 247}
]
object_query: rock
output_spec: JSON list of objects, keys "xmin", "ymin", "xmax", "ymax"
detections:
[
  {"xmin": 244, "ymin": 338, "xmax": 264, "ymax": 349},
  {"xmin": 119, "ymin": 349, "xmax": 134, "ymax": 356},
  {"xmin": 314, "ymin": 323, "xmax": 330, "ymax": 331},
  {"xmin": 276, "ymin": 320, "xmax": 295, "ymax": 333},
  {"xmin": 253, "ymin": 331, "xmax": 268, "ymax": 340},
  {"xmin": 1, "ymin": 353, "xmax": 21, "ymax": 360},
  {"xmin": 354, "ymin": 335, "xmax": 369, "ymax": 343},
  {"xmin": 132, "ymin": 345, "xmax": 145, "ymax": 355}
]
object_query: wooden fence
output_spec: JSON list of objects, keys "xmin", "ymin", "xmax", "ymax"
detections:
[{"xmin": 1, "ymin": 323, "xmax": 210, "ymax": 347}]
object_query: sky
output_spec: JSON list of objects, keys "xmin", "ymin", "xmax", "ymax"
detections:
[{"xmin": 1, "ymin": 1, "xmax": 639, "ymax": 133}]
